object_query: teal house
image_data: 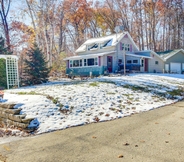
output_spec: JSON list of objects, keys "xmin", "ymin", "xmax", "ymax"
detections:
[
  {"xmin": 64, "ymin": 32, "xmax": 148, "ymax": 77},
  {"xmin": 64, "ymin": 32, "xmax": 184, "ymax": 76}
]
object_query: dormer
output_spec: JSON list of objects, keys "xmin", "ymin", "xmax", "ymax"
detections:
[
  {"xmin": 100, "ymin": 39, "xmax": 113, "ymax": 49},
  {"xmin": 88, "ymin": 43, "xmax": 99, "ymax": 51}
]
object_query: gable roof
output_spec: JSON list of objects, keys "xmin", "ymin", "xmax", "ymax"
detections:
[
  {"xmin": 157, "ymin": 49, "xmax": 184, "ymax": 61},
  {"xmin": 75, "ymin": 32, "xmax": 139, "ymax": 53}
]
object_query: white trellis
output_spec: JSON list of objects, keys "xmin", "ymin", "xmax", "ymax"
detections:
[{"xmin": 0, "ymin": 55, "xmax": 19, "ymax": 89}]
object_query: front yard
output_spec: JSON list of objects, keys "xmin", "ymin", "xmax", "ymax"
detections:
[{"xmin": 2, "ymin": 73, "xmax": 184, "ymax": 135}]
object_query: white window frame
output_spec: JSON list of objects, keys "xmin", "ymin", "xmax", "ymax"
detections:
[
  {"xmin": 122, "ymin": 43, "xmax": 130, "ymax": 51},
  {"xmin": 127, "ymin": 60, "xmax": 132, "ymax": 64},
  {"xmin": 133, "ymin": 60, "xmax": 138, "ymax": 64},
  {"xmin": 69, "ymin": 57, "xmax": 99, "ymax": 68}
]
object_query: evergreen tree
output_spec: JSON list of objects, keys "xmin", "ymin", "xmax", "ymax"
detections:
[
  {"xmin": 22, "ymin": 43, "xmax": 50, "ymax": 85},
  {"xmin": 0, "ymin": 36, "xmax": 12, "ymax": 89},
  {"xmin": 0, "ymin": 36, "xmax": 12, "ymax": 55},
  {"xmin": 0, "ymin": 59, "xmax": 7, "ymax": 88}
]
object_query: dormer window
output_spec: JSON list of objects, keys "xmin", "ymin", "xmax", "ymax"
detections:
[
  {"xmin": 88, "ymin": 43, "xmax": 98, "ymax": 50},
  {"xmin": 102, "ymin": 39, "xmax": 113, "ymax": 48}
]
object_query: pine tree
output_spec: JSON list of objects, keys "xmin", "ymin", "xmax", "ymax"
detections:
[
  {"xmin": 22, "ymin": 43, "xmax": 50, "ymax": 85},
  {"xmin": 0, "ymin": 36, "xmax": 12, "ymax": 89},
  {"xmin": 0, "ymin": 36, "xmax": 12, "ymax": 55}
]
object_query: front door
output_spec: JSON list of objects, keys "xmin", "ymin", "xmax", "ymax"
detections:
[
  {"xmin": 107, "ymin": 56, "xmax": 113, "ymax": 73},
  {"xmin": 144, "ymin": 58, "xmax": 148, "ymax": 72}
]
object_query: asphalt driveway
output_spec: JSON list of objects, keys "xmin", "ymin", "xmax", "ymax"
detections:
[{"xmin": 0, "ymin": 100, "xmax": 184, "ymax": 162}]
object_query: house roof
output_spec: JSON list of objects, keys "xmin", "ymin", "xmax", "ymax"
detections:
[
  {"xmin": 75, "ymin": 32, "xmax": 139, "ymax": 53},
  {"xmin": 64, "ymin": 51, "xmax": 116, "ymax": 60},
  {"xmin": 126, "ymin": 53, "xmax": 152, "ymax": 59},
  {"xmin": 157, "ymin": 49, "xmax": 184, "ymax": 61}
]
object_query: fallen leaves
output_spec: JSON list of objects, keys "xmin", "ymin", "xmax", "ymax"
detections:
[
  {"xmin": 0, "ymin": 154, "xmax": 6, "ymax": 162},
  {"xmin": 93, "ymin": 116, "xmax": 100, "ymax": 122},
  {"xmin": 3, "ymin": 145, "xmax": 11, "ymax": 151},
  {"xmin": 92, "ymin": 136, "xmax": 97, "ymax": 139},
  {"xmin": 118, "ymin": 154, "xmax": 124, "ymax": 158},
  {"xmin": 124, "ymin": 142, "xmax": 130, "ymax": 146}
]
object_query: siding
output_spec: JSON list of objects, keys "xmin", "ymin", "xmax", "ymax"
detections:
[
  {"xmin": 165, "ymin": 51, "xmax": 184, "ymax": 64},
  {"xmin": 148, "ymin": 54, "xmax": 164, "ymax": 73},
  {"xmin": 164, "ymin": 51, "xmax": 184, "ymax": 73},
  {"xmin": 66, "ymin": 66, "xmax": 106, "ymax": 76}
]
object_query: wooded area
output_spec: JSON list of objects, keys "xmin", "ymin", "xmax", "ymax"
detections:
[{"xmin": 0, "ymin": 0, "xmax": 184, "ymax": 75}]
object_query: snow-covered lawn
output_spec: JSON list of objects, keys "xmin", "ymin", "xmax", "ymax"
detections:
[{"xmin": 2, "ymin": 73, "xmax": 184, "ymax": 135}]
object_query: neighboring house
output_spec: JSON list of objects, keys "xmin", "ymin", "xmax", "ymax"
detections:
[
  {"xmin": 157, "ymin": 49, "xmax": 184, "ymax": 74},
  {"xmin": 64, "ymin": 32, "xmax": 184, "ymax": 76}
]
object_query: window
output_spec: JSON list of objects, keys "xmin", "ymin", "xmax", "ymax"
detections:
[
  {"xmin": 127, "ymin": 60, "xmax": 132, "ymax": 64},
  {"xmin": 87, "ymin": 58, "xmax": 95, "ymax": 66},
  {"xmin": 133, "ymin": 60, "xmax": 138, "ymax": 63},
  {"xmin": 122, "ymin": 43, "xmax": 125, "ymax": 50},
  {"xmin": 73, "ymin": 60, "xmax": 79, "ymax": 67},
  {"xmin": 155, "ymin": 61, "xmax": 159, "ymax": 65},
  {"xmin": 118, "ymin": 59, "xmax": 122, "ymax": 64},
  {"xmin": 88, "ymin": 44, "xmax": 98, "ymax": 50},
  {"xmin": 80, "ymin": 60, "xmax": 82, "ymax": 66},
  {"xmin": 70, "ymin": 59, "xmax": 82, "ymax": 67},
  {"xmin": 69, "ymin": 60, "xmax": 73, "ymax": 67},
  {"xmin": 94, "ymin": 58, "xmax": 98, "ymax": 65},
  {"xmin": 85, "ymin": 58, "xmax": 98, "ymax": 66},
  {"xmin": 102, "ymin": 39, "xmax": 113, "ymax": 48},
  {"xmin": 126, "ymin": 44, "xmax": 130, "ymax": 51},
  {"xmin": 70, "ymin": 58, "xmax": 98, "ymax": 67},
  {"xmin": 121, "ymin": 43, "xmax": 130, "ymax": 51},
  {"xmin": 84, "ymin": 59, "xmax": 87, "ymax": 66}
]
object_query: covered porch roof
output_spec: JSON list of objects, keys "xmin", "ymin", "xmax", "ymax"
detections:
[
  {"xmin": 64, "ymin": 51, "xmax": 116, "ymax": 60},
  {"xmin": 126, "ymin": 53, "xmax": 152, "ymax": 59}
]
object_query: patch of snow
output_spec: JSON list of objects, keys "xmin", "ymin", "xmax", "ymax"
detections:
[{"xmin": 2, "ymin": 73, "xmax": 184, "ymax": 136}]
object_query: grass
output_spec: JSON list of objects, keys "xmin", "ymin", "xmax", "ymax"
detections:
[
  {"xmin": 107, "ymin": 92, "xmax": 116, "ymax": 95},
  {"xmin": 168, "ymin": 89, "xmax": 184, "ymax": 96},
  {"xmin": 89, "ymin": 82, "xmax": 99, "ymax": 87},
  {"xmin": 123, "ymin": 84, "xmax": 150, "ymax": 92},
  {"xmin": 16, "ymin": 91, "xmax": 41, "ymax": 95}
]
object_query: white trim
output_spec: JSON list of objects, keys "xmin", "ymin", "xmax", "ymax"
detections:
[
  {"xmin": 76, "ymin": 32, "xmax": 125, "ymax": 53},
  {"xmin": 150, "ymin": 51, "xmax": 165, "ymax": 61},
  {"xmin": 124, "ymin": 32, "xmax": 139, "ymax": 51},
  {"xmin": 126, "ymin": 53, "xmax": 152, "ymax": 59},
  {"xmin": 162, "ymin": 49, "xmax": 184, "ymax": 61},
  {"xmin": 69, "ymin": 57, "xmax": 99, "ymax": 68},
  {"xmin": 64, "ymin": 51, "xmax": 115, "ymax": 60}
]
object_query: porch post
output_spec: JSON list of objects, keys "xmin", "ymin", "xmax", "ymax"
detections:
[{"xmin": 123, "ymin": 48, "xmax": 126, "ymax": 75}]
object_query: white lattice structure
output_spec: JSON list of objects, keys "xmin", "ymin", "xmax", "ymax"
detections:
[{"xmin": 0, "ymin": 55, "xmax": 19, "ymax": 89}]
